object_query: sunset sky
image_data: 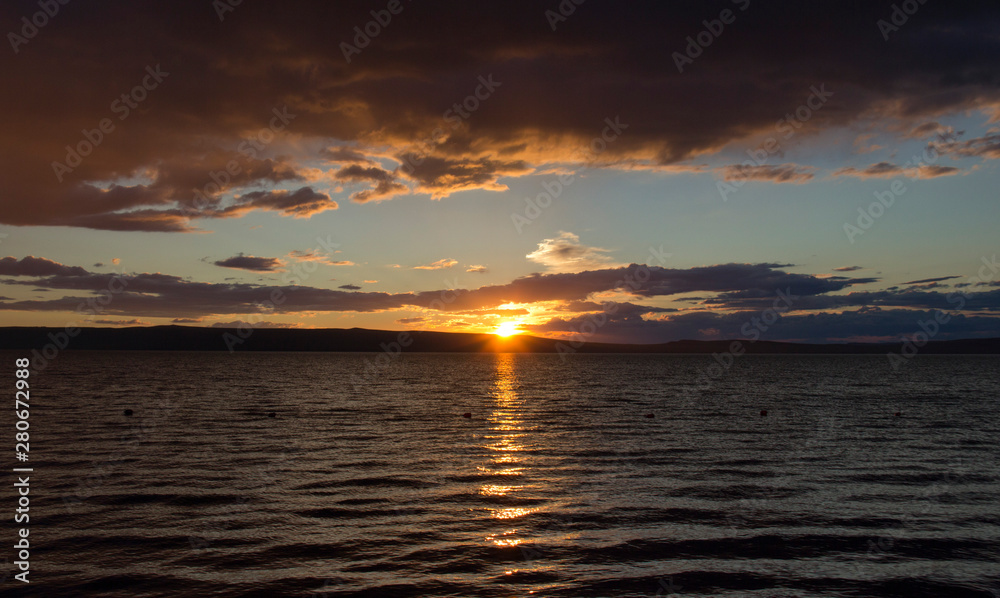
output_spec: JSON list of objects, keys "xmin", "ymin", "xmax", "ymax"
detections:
[{"xmin": 1, "ymin": 0, "xmax": 998, "ymax": 343}]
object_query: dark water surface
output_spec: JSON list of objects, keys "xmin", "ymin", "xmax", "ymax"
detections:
[{"xmin": 3, "ymin": 352, "xmax": 1000, "ymax": 597}]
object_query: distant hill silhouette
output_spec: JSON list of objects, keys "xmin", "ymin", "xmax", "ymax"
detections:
[{"xmin": 2, "ymin": 325, "xmax": 999, "ymax": 354}]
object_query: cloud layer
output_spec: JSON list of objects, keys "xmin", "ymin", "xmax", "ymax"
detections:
[
  {"xmin": 2, "ymin": 1, "xmax": 999, "ymax": 230},
  {"xmin": 1, "ymin": 254, "xmax": 996, "ymax": 343}
]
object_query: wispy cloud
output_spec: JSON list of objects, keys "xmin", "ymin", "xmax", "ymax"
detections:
[
  {"xmin": 718, "ymin": 164, "xmax": 815, "ymax": 183},
  {"xmin": 287, "ymin": 250, "xmax": 354, "ymax": 266},
  {"xmin": 210, "ymin": 321, "xmax": 299, "ymax": 329},
  {"xmin": 834, "ymin": 162, "xmax": 963, "ymax": 179},
  {"xmin": 414, "ymin": 259, "xmax": 458, "ymax": 270},
  {"xmin": 902, "ymin": 275, "xmax": 961, "ymax": 285},
  {"xmin": 526, "ymin": 232, "xmax": 622, "ymax": 273}
]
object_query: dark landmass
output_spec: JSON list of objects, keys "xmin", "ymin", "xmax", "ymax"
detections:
[{"xmin": 2, "ymin": 325, "xmax": 999, "ymax": 355}]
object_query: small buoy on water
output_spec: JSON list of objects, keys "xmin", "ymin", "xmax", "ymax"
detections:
[
  {"xmin": 123, "ymin": 409, "xmax": 133, "ymax": 416},
  {"xmin": 267, "ymin": 411, "xmax": 277, "ymax": 418},
  {"xmin": 462, "ymin": 412, "xmax": 472, "ymax": 418},
  {"xmin": 645, "ymin": 413, "xmax": 655, "ymax": 418},
  {"xmin": 894, "ymin": 411, "xmax": 902, "ymax": 417},
  {"xmin": 759, "ymin": 409, "xmax": 768, "ymax": 417}
]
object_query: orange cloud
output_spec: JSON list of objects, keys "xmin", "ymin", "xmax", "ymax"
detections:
[{"xmin": 414, "ymin": 258, "xmax": 458, "ymax": 270}]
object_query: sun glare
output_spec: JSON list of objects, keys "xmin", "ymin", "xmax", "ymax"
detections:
[{"xmin": 495, "ymin": 321, "xmax": 521, "ymax": 337}]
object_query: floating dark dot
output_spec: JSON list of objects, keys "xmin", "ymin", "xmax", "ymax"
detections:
[
  {"xmin": 759, "ymin": 410, "xmax": 768, "ymax": 417},
  {"xmin": 123, "ymin": 409, "xmax": 133, "ymax": 416},
  {"xmin": 462, "ymin": 412, "xmax": 472, "ymax": 418},
  {"xmin": 267, "ymin": 411, "xmax": 277, "ymax": 418},
  {"xmin": 644, "ymin": 413, "xmax": 655, "ymax": 418}
]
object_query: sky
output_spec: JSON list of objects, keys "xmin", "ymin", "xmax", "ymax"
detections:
[{"xmin": 0, "ymin": 0, "xmax": 998, "ymax": 344}]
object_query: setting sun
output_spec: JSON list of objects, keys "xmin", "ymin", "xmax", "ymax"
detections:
[{"xmin": 494, "ymin": 321, "xmax": 521, "ymax": 337}]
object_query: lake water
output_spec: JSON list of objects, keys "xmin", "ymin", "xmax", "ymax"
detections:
[{"xmin": 3, "ymin": 351, "xmax": 1000, "ymax": 597}]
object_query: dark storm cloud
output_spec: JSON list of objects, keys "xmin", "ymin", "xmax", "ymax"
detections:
[
  {"xmin": 526, "ymin": 308, "xmax": 1000, "ymax": 345},
  {"xmin": 3, "ymin": 1, "xmax": 999, "ymax": 229},
  {"xmin": 320, "ymin": 146, "xmax": 376, "ymax": 164},
  {"xmin": 405, "ymin": 262, "xmax": 878, "ymax": 312},
  {"xmin": 631, "ymin": 264, "xmax": 879, "ymax": 299},
  {"xmin": 160, "ymin": 156, "xmax": 304, "ymax": 208},
  {"xmin": 557, "ymin": 301, "xmax": 676, "ymax": 314},
  {"xmin": 0, "ymin": 257, "xmax": 879, "ymax": 317},
  {"xmin": 395, "ymin": 154, "xmax": 532, "ymax": 198},
  {"xmin": 332, "ymin": 165, "xmax": 408, "ymax": 202},
  {"xmin": 902, "ymin": 275, "xmax": 961, "ymax": 285},
  {"xmin": 0, "ymin": 270, "xmax": 413, "ymax": 317},
  {"xmin": 214, "ymin": 254, "xmax": 283, "ymax": 272},
  {"xmin": 2, "ymin": 257, "xmax": 998, "ymax": 345},
  {"xmin": 221, "ymin": 187, "xmax": 337, "ymax": 218},
  {"xmin": 338, "ymin": 284, "xmax": 362, "ymax": 290},
  {"xmin": 13, "ymin": 170, "xmax": 327, "ymax": 233},
  {"xmin": 705, "ymin": 287, "xmax": 1000, "ymax": 313},
  {"xmin": 0, "ymin": 256, "xmax": 89, "ymax": 277}
]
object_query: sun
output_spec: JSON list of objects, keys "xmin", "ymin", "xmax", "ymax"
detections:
[{"xmin": 494, "ymin": 321, "xmax": 521, "ymax": 337}]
